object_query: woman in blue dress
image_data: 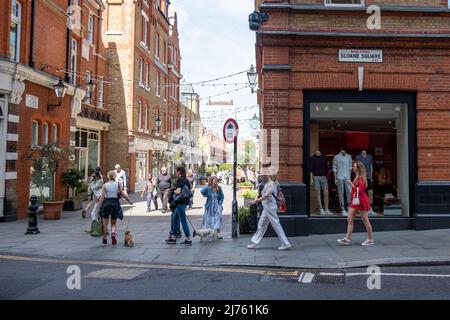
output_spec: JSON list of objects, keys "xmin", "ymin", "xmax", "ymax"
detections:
[{"xmin": 200, "ymin": 176, "xmax": 224, "ymax": 239}]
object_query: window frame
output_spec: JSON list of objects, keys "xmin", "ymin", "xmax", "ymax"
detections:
[
  {"xmin": 88, "ymin": 14, "xmax": 94, "ymax": 43},
  {"xmin": 156, "ymin": 72, "xmax": 160, "ymax": 97},
  {"xmin": 144, "ymin": 104, "xmax": 149, "ymax": 132},
  {"xmin": 139, "ymin": 57, "xmax": 144, "ymax": 87},
  {"xmin": 145, "ymin": 62, "xmax": 149, "ymax": 90},
  {"xmin": 140, "ymin": 11, "xmax": 149, "ymax": 48},
  {"xmin": 97, "ymin": 76, "xmax": 104, "ymax": 108},
  {"xmin": 42, "ymin": 122, "xmax": 49, "ymax": 145},
  {"xmin": 32, "ymin": 121, "xmax": 39, "ymax": 146},
  {"xmin": 138, "ymin": 101, "xmax": 143, "ymax": 131},
  {"xmin": 155, "ymin": 32, "xmax": 160, "ymax": 59},
  {"xmin": 52, "ymin": 124, "xmax": 58, "ymax": 144},
  {"xmin": 70, "ymin": 38, "xmax": 78, "ymax": 85},
  {"xmin": 10, "ymin": 0, "xmax": 21, "ymax": 62}
]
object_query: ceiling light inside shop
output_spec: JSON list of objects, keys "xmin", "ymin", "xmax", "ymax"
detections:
[
  {"xmin": 316, "ymin": 105, "xmax": 320, "ymax": 112},
  {"xmin": 338, "ymin": 106, "xmax": 344, "ymax": 111},
  {"xmin": 376, "ymin": 106, "xmax": 381, "ymax": 112},
  {"xmin": 324, "ymin": 105, "xmax": 329, "ymax": 111}
]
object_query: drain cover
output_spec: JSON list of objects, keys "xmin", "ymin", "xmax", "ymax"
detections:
[
  {"xmin": 298, "ymin": 272, "xmax": 345, "ymax": 285},
  {"xmin": 260, "ymin": 274, "xmax": 299, "ymax": 283},
  {"xmin": 86, "ymin": 268, "xmax": 148, "ymax": 280}
]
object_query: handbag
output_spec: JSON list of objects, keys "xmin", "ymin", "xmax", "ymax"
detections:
[
  {"xmin": 174, "ymin": 185, "xmax": 192, "ymax": 203},
  {"xmin": 352, "ymin": 187, "xmax": 360, "ymax": 206}
]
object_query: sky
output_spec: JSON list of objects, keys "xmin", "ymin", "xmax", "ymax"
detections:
[{"xmin": 170, "ymin": 0, "xmax": 258, "ymax": 139}]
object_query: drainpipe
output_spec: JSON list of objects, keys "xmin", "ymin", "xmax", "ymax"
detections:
[
  {"xmin": 65, "ymin": 0, "xmax": 72, "ymax": 83},
  {"xmin": 28, "ymin": 0, "xmax": 36, "ymax": 67}
]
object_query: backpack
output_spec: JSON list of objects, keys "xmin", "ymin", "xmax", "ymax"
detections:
[{"xmin": 272, "ymin": 185, "xmax": 287, "ymax": 213}]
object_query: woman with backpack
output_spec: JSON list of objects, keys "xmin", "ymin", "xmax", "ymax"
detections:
[
  {"xmin": 200, "ymin": 176, "xmax": 225, "ymax": 239},
  {"xmin": 248, "ymin": 168, "xmax": 291, "ymax": 250}
]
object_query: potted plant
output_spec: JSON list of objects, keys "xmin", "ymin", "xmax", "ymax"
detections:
[
  {"xmin": 238, "ymin": 206, "xmax": 251, "ymax": 234},
  {"xmin": 62, "ymin": 168, "xmax": 84, "ymax": 211},
  {"xmin": 241, "ymin": 189, "xmax": 258, "ymax": 207},
  {"xmin": 25, "ymin": 143, "xmax": 74, "ymax": 220},
  {"xmin": 238, "ymin": 181, "xmax": 253, "ymax": 191}
]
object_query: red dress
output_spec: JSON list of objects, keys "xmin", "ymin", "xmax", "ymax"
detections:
[{"xmin": 349, "ymin": 176, "xmax": 371, "ymax": 211}]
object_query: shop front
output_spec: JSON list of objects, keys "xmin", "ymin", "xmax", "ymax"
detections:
[{"xmin": 255, "ymin": 1, "xmax": 450, "ymax": 236}]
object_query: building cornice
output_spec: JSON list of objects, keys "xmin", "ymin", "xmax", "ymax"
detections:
[
  {"xmin": 259, "ymin": 3, "xmax": 450, "ymax": 14},
  {"xmin": 168, "ymin": 64, "xmax": 182, "ymax": 79},
  {"xmin": 154, "ymin": 58, "xmax": 169, "ymax": 76},
  {"xmin": 258, "ymin": 30, "xmax": 450, "ymax": 39}
]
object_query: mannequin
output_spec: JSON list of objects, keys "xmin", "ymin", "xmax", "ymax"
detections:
[
  {"xmin": 356, "ymin": 150, "xmax": 375, "ymax": 215},
  {"xmin": 310, "ymin": 150, "xmax": 332, "ymax": 215},
  {"xmin": 333, "ymin": 149, "xmax": 352, "ymax": 216}
]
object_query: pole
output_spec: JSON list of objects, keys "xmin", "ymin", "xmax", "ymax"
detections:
[{"xmin": 232, "ymin": 138, "xmax": 238, "ymax": 238}]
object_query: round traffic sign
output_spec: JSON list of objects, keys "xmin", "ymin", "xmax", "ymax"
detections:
[{"xmin": 223, "ymin": 118, "xmax": 239, "ymax": 144}]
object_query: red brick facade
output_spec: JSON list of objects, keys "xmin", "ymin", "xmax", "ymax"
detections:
[{"xmin": 254, "ymin": 0, "xmax": 450, "ymax": 233}]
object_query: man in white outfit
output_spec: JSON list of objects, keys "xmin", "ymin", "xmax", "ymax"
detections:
[
  {"xmin": 115, "ymin": 164, "xmax": 127, "ymax": 194},
  {"xmin": 247, "ymin": 166, "xmax": 291, "ymax": 251}
]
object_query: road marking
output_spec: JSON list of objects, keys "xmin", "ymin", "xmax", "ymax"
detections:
[
  {"xmin": 298, "ymin": 272, "xmax": 315, "ymax": 283},
  {"xmin": 320, "ymin": 272, "xmax": 450, "ymax": 278},
  {"xmin": 0, "ymin": 254, "xmax": 298, "ymax": 277}
]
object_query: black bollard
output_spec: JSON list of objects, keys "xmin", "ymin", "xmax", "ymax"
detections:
[{"xmin": 25, "ymin": 195, "xmax": 40, "ymax": 235}]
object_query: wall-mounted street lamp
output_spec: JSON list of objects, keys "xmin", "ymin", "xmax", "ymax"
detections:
[
  {"xmin": 247, "ymin": 65, "xmax": 257, "ymax": 94},
  {"xmin": 249, "ymin": 11, "xmax": 269, "ymax": 31},
  {"xmin": 154, "ymin": 113, "xmax": 162, "ymax": 133},
  {"xmin": 47, "ymin": 79, "xmax": 68, "ymax": 111},
  {"xmin": 250, "ymin": 113, "xmax": 259, "ymax": 130}
]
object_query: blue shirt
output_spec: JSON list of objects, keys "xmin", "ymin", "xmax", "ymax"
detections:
[
  {"xmin": 332, "ymin": 152, "xmax": 352, "ymax": 180},
  {"xmin": 356, "ymin": 154, "xmax": 373, "ymax": 178}
]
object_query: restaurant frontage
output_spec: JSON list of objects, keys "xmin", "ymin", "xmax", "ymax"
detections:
[{"xmin": 254, "ymin": 0, "xmax": 450, "ymax": 235}]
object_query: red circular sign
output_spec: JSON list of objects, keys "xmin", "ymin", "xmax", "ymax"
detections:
[{"xmin": 223, "ymin": 118, "xmax": 239, "ymax": 144}]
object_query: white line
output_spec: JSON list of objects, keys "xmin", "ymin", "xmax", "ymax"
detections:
[{"xmin": 320, "ymin": 272, "xmax": 450, "ymax": 278}]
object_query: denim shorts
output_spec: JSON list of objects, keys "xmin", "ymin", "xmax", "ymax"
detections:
[{"xmin": 313, "ymin": 176, "xmax": 328, "ymax": 191}]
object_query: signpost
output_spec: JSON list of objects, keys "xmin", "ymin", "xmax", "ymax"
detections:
[{"xmin": 223, "ymin": 118, "xmax": 239, "ymax": 238}]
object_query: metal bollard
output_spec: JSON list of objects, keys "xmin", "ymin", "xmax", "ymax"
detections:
[{"xmin": 25, "ymin": 195, "xmax": 40, "ymax": 235}]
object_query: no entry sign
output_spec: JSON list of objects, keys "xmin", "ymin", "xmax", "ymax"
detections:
[{"xmin": 223, "ymin": 118, "xmax": 239, "ymax": 144}]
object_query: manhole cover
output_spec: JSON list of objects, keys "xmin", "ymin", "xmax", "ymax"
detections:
[{"xmin": 86, "ymin": 268, "xmax": 148, "ymax": 280}]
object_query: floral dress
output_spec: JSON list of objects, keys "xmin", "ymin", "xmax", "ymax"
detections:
[{"xmin": 202, "ymin": 190, "xmax": 223, "ymax": 230}]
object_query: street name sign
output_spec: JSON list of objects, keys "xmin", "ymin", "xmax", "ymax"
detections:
[{"xmin": 339, "ymin": 49, "xmax": 383, "ymax": 63}]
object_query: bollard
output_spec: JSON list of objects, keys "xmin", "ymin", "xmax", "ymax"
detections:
[{"xmin": 25, "ymin": 195, "xmax": 40, "ymax": 235}]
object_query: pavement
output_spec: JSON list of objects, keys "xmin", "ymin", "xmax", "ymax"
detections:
[{"xmin": 1, "ymin": 184, "xmax": 450, "ymax": 269}]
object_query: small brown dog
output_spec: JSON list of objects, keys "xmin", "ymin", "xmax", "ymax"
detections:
[{"xmin": 124, "ymin": 230, "xmax": 134, "ymax": 247}]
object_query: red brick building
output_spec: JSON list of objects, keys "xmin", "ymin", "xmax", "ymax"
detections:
[
  {"xmin": 253, "ymin": 0, "xmax": 450, "ymax": 234},
  {"xmin": 0, "ymin": 0, "xmax": 109, "ymax": 220}
]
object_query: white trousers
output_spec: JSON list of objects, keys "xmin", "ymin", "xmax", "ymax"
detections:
[
  {"xmin": 251, "ymin": 204, "xmax": 290, "ymax": 246},
  {"xmin": 91, "ymin": 202, "xmax": 100, "ymax": 221}
]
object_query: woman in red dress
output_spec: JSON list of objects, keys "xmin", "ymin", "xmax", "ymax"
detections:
[{"xmin": 337, "ymin": 161, "xmax": 374, "ymax": 246}]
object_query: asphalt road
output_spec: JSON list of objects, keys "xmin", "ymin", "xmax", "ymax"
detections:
[{"xmin": 1, "ymin": 254, "xmax": 450, "ymax": 301}]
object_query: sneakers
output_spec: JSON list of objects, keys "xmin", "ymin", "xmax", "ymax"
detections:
[
  {"xmin": 337, "ymin": 238, "xmax": 351, "ymax": 246},
  {"xmin": 247, "ymin": 243, "xmax": 258, "ymax": 249},
  {"xmin": 176, "ymin": 233, "xmax": 182, "ymax": 239},
  {"xmin": 362, "ymin": 239, "xmax": 375, "ymax": 246},
  {"xmin": 319, "ymin": 209, "xmax": 326, "ymax": 215},
  {"xmin": 180, "ymin": 239, "xmax": 192, "ymax": 246},
  {"xmin": 111, "ymin": 233, "xmax": 117, "ymax": 246},
  {"xmin": 324, "ymin": 209, "xmax": 334, "ymax": 215},
  {"xmin": 278, "ymin": 243, "xmax": 291, "ymax": 250},
  {"xmin": 165, "ymin": 237, "xmax": 177, "ymax": 244},
  {"xmin": 146, "ymin": 208, "xmax": 151, "ymax": 213},
  {"xmin": 341, "ymin": 210, "xmax": 348, "ymax": 217},
  {"xmin": 368, "ymin": 209, "xmax": 376, "ymax": 216},
  {"xmin": 216, "ymin": 231, "xmax": 223, "ymax": 240},
  {"xmin": 81, "ymin": 209, "xmax": 87, "ymax": 219},
  {"xmin": 101, "ymin": 238, "xmax": 107, "ymax": 246}
]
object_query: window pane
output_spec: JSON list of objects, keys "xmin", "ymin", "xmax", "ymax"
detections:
[
  {"xmin": 80, "ymin": 131, "xmax": 88, "ymax": 148},
  {"xmin": 43, "ymin": 123, "xmax": 48, "ymax": 144},
  {"xmin": 52, "ymin": 125, "xmax": 58, "ymax": 144},
  {"xmin": 88, "ymin": 139, "xmax": 99, "ymax": 176},
  {"xmin": 9, "ymin": 22, "xmax": 18, "ymax": 61},
  {"xmin": 32, "ymin": 122, "xmax": 38, "ymax": 145}
]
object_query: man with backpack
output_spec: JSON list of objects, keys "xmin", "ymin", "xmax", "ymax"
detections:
[{"xmin": 248, "ymin": 165, "xmax": 291, "ymax": 250}]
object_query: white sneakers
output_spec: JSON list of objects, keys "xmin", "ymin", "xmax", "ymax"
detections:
[
  {"xmin": 278, "ymin": 244, "xmax": 291, "ymax": 250},
  {"xmin": 247, "ymin": 243, "xmax": 292, "ymax": 250},
  {"xmin": 319, "ymin": 209, "xmax": 334, "ymax": 216},
  {"xmin": 338, "ymin": 238, "xmax": 375, "ymax": 246},
  {"xmin": 337, "ymin": 238, "xmax": 351, "ymax": 246},
  {"xmin": 368, "ymin": 209, "xmax": 376, "ymax": 216},
  {"xmin": 341, "ymin": 210, "xmax": 348, "ymax": 217}
]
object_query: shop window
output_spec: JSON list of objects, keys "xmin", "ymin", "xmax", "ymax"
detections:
[
  {"xmin": 75, "ymin": 129, "xmax": 100, "ymax": 180},
  {"xmin": 32, "ymin": 121, "xmax": 39, "ymax": 146},
  {"xmin": 29, "ymin": 157, "xmax": 53, "ymax": 205},
  {"xmin": 135, "ymin": 151, "xmax": 148, "ymax": 190},
  {"xmin": 325, "ymin": 0, "xmax": 364, "ymax": 6},
  {"xmin": 309, "ymin": 102, "xmax": 409, "ymax": 217}
]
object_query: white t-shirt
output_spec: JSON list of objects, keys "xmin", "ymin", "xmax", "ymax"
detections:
[
  {"xmin": 116, "ymin": 170, "xmax": 127, "ymax": 189},
  {"xmin": 261, "ymin": 180, "xmax": 277, "ymax": 207}
]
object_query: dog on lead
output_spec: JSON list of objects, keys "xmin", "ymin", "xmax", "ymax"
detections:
[
  {"xmin": 195, "ymin": 228, "xmax": 215, "ymax": 242},
  {"xmin": 124, "ymin": 230, "xmax": 135, "ymax": 247}
]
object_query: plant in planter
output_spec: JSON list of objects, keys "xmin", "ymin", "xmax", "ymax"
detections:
[
  {"xmin": 25, "ymin": 143, "xmax": 74, "ymax": 220},
  {"xmin": 238, "ymin": 206, "xmax": 251, "ymax": 234},
  {"xmin": 241, "ymin": 189, "xmax": 258, "ymax": 207},
  {"xmin": 62, "ymin": 168, "xmax": 84, "ymax": 211},
  {"xmin": 238, "ymin": 181, "xmax": 253, "ymax": 191}
]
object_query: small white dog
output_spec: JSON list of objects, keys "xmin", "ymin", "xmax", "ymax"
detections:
[{"xmin": 195, "ymin": 228, "xmax": 215, "ymax": 242}]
